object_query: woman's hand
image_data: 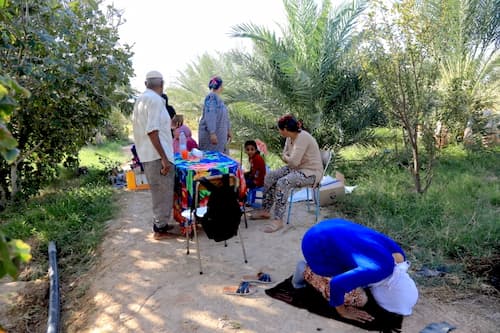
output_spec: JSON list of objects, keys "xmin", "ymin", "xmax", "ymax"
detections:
[
  {"xmin": 210, "ymin": 133, "xmax": 218, "ymax": 145},
  {"xmin": 335, "ymin": 305, "xmax": 374, "ymax": 323}
]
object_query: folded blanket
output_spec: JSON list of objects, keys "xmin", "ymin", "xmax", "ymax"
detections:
[{"xmin": 265, "ymin": 276, "xmax": 403, "ymax": 333}]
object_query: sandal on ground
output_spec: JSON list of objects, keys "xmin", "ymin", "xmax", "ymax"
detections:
[
  {"xmin": 242, "ymin": 272, "xmax": 273, "ymax": 284},
  {"xmin": 223, "ymin": 281, "xmax": 257, "ymax": 296},
  {"xmin": 263, "ymin": 220, "xmax": 283, "ymax": 233},
  {"xmin": 248, "ymin": 211, "xmax": 271, "ymax": 220}
]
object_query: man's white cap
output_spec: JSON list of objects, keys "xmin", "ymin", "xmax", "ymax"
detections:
[{"xmin": 145, "ymin": 70, "xmax": 163, "ymax": 80}]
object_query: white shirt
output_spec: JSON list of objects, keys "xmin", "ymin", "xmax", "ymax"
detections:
[{"xmin": 132, "ymin": 89, "xmax": 174, "ymax": 163}]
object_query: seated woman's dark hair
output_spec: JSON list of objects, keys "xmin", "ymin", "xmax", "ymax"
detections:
[
  {"xmin": 278, "ymin": 114, "xmax": 301, "ymax": 132},
  {"xmin": 244, "ymin": 140, "xmax": 260, "ymax": 154}
]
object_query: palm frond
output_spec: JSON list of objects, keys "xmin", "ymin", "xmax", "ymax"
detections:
[
  {"xmin": 230, "ymin": 23, "xmax": 280, "ymax": 47},
  {"xmin": 173, "ymin": 0, "xmax": 379, "ymax": 151},
  {"xmin": 321, "ymin": 0, "xmax": 367, "ymax": 75}
]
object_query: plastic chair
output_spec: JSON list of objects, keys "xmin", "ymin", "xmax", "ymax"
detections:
[
  {"xmin": 286, "ymin": 150, "xmax": 333, "ymax": 224},
  {"xmin": 182, "ymin": 174, "xmax": 248, "ymax": 274},
  {"xmin": 246, "ymin": 186, "xmax": 264, "ymax": 208},
  {"xmin": 245, "ymin": 164, "xmax": 269, "ymax": 208}
]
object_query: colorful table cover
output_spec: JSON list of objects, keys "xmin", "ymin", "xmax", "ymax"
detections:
[
  {"xmin": 174, "ymin": 151, "xmax": 243, "ymax": 235},
  {"xmin": 175, "ymin": 150, "xmax": 242, "ymax": 208}
]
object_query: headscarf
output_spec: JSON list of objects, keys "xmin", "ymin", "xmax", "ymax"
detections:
[
  {"xmin": 370, "ymin": 261, "xmax": 419, "ymax": 316},
  {"xmin": 208, "ymin": 76, "xmax": 223, "ymax": 90}
]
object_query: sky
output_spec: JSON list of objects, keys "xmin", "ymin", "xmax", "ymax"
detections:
[{"xmin": 104, "ymin": 0, "xmax": 289, "ymax": 91}]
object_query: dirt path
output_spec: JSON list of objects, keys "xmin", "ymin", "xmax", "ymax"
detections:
[{"xmin": 60, "ymin": 190, "xmax": 499, "ymax": 333}]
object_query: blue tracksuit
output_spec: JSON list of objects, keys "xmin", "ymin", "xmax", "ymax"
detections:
[{"xmin": 301, "ymin": 218, "xmax": 405, "ymax": 307}]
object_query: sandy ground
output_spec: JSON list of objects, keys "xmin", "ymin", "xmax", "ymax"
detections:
[
  {"xmin": 1, "ymin": 188, "xmax": 498, "ymax": 333},
  {"xmin": 54, "ymin": 189, "xmax": 499, "ymax": 333}
]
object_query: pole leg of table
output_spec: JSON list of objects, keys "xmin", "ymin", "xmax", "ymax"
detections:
[
  {"xmin": 238, "ymin": 225, "xmax": 248, "ymax": 264},
  {"xmin": 185, "ymin": 211, "xmax": 191, "ymax": 255},
  {"xmin": 242, "ymin": 205, "xmax": 248, "ymax": 229},
  {"xmin": 193, "ymin": 216, "xmax": 202, "ymax": 274}
]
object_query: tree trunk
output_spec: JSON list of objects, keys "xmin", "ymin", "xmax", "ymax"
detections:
[
  {"xmin": 408, "ymin": 127, "xmax": 423, "ymax": 194},
  {"xmin": 0, "ymin": 185, "xmax": 6, "ymax": 210},
  {"xmin": 10, "ymin": 162, "xmax": 19, "ymax": 198},
  {"xmin": 7, "ymin": 140, "xmax": 43, "ymax": 200},
  {"xmin": 411, "ymin": 143, "xmax": 422, "ymax": 193},
  {"xmin": 95, "ymin": 131, "xmax": 104, "ymax": 145}
]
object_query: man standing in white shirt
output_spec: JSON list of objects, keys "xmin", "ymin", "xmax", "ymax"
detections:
[{"xmin": 132, "ymin": 70, "xmax": 176, "ymax": 240}]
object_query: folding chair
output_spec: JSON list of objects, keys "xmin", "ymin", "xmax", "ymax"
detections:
[
  {"xmin": 184, "ymin": 174, "xmax": 248, "ymax": 274},
  {"xmin": 286, "ymin": 150, "xmax": 333, "ymax": 224}
]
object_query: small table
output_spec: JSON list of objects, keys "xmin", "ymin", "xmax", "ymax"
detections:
[
  {"xmin": 175, "ymin": 152, "xmax": 249, "ymax": 273},
  {"xmin": 174, "ymin": 151, "xmax": 242, "ymax": 233}
]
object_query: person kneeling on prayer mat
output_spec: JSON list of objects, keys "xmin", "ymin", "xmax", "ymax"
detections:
[{"xmin": 292, "ymin": 218, "xmax": 419, "ymax": 323}]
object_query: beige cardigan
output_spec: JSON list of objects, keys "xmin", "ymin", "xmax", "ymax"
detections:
[{"xmin": 282, "ymin": 131, "xmax": 323, "ymax": 185}]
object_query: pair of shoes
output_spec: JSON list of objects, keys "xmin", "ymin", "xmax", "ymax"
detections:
[
  {"xmin": 249, "ymin": 211, "xmax": 270, "ymax": 220},
  {"xmin": 223, "ymin": 281, "xmax": 257, "ymax": 296},
  {"xmin": 262, "ymin": 219, "xmax": 283, "ymax": 233},
  {"xmin": 153, "ymin": 231, "xmax": 177, "ymax": 240},
  {"xmin": 242, "ymin": 272, "xmax": 273, "ymax": 284}
]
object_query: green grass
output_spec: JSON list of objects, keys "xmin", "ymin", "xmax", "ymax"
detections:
[
  {"xmin": 0, "ymin": 184, "xmax": 116, "ymax": 280},
  {"xmin": 0, "ymin": 141, "xmax": 129, "ymax": 282},
  {"xmin": 333, "ymin": 139, "xmax": 500, "ymax": 288},
  {"xmin": 3, "ymin": 136, "xmax": 498, "ymax": 292},
  {"xmin": 79, "ymin": 140, "xmax": 130, "ymax": 170},
  {"xmin": 340, "ymin": 127, "xmax": 403, "ymax": 161}
]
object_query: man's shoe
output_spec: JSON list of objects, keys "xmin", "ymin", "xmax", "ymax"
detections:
[
  {"xmin": 153, "ymin": 224, "xmax": 174, "ymax": 233},
  {"xmin": 153, "ymin": 231, "xmax": 177, "ymax": 240}
]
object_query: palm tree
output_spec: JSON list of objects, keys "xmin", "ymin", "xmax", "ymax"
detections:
[
  {"xmin": 166, "ymin": 52, "xmax": 257, "ymax": 147},
  {"xmin": 422, "ymin": 0, "xmax": 499, "ymax": 143},
  {"xmin": 228, "ymin": 0, "xmax": 381, "ymax": 151},
  {"xmin": 168, "ymin": 53, "xmax": 224, "ymax": 117}
]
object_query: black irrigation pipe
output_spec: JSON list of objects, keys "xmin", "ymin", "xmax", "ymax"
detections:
[{"xmin": 47, "ymin": 241, "xmax": 60, "ymax": 333}]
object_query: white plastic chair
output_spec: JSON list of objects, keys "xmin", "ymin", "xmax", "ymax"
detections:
[{"xmin": 286, "ymin": 150, "xmax": 333, "ymax": 224}]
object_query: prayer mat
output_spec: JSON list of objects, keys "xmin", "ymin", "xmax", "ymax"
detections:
[{"xmin": 265, "ymin": 276, "xmax": 403, "ymax": 333}]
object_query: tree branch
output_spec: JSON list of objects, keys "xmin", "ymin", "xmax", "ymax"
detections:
[{"xmin": 14, "ymin": 139, "xmax": 44, "ymax": 166}]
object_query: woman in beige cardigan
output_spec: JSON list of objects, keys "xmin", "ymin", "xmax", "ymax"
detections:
[{"xmin": 250, "ymin": 115, "xmax": 323, "ymax": 232}]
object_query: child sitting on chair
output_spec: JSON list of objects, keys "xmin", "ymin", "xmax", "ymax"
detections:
[
  {"xmin": 244, "ymin": 140, "xmax": 266, "ymax": 189},
  {"xmin": 172, "ymin": 114, "xmax": 198, "ymax": 153}
]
